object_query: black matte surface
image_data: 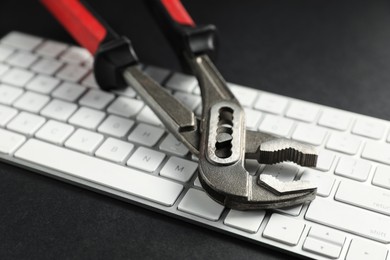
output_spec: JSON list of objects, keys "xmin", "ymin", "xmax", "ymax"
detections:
[{"xmin": 1, "ymin": 0, "xmax": 390, "ymax": 259}]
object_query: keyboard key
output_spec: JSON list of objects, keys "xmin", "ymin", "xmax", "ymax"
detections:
[
  {"xmin": 40, "ymin": 99, "xmax": 78, "ymax": 121},
  {"xmin": 1, "ymin": 67, "xmax": 34, "ymax": 87},
  {"xmin": 315, "ymin": 150, "xmax": 336, "ymax": 172},
  {"xmin": 254, "ymin": 93, "xmax": 288, "ymax": 115},
  {"xmin": 0, "ymin": 105, "xmax": 17, "ymax": 127},
  {"xmin": 0, "ymin": 44, "xmax": 14, "ymax": 61},
  {"xmin": 275, "ymin": 204, "xmax": 302, "ymax": 216},
  {"xmin": 97, "ymin": 115, "xmax": 134, "ymax": 138},
  {"xmin": 107, "ymin": 96, "xmax": 144, "ymax": 118},
  {"xmin": 305, "ymin": 197, "xmax": 390, "ymax": 243},
  {"xmin": 143, "ymin": 66, "xmax": 171, "ymax": 84},
  {"xmin": 261, "ymin": 163, "xmax": 299, "ymax": 182},
  {"xmin": 127, "ymin": 146, "xmax": 165, "ymax": 172},
  {"xmin": 60, "ymin": 46, "xmax": 91, "ymax": 64},
  {"xmin": 285, "ymin": 101, "xmax": 320, "ymax": 122},
  {"xmin": 128, "ymin": 123, "xmax": 164, "ymax": 147},
  {"xmin": 7, "ymin": 111, "xmax": 45, "ymax": 135},
  {"xmin": 318, "ymin": 109, "xmax": 352, "ymax": 131},
  {"xmin": 79, "ymin": 89, "xmax": 115, "ymax": 110},
  {"xmin": 335, "ymin": 157, "xmax": 371, "ymax": 181},
  {"xmin": 292, "ymin": 123, "xmax": 327, "ymax": 146},
  {"xmin": 36, "ymin": 40, "xmax": 67, "ymax": 58},
  {"xmin": 25, "ymin": 75, "xmax": 60, "ymax": 94},
  {"xmin": 372, "ymin": 165, "xmax": 390, "ymax": 190},
  {"xmin": 13, "ymin": 91, "xmax": 50, "ymax": 113},
  {"xmin": 56, "ymin": 64, "xmax": 89, "ymax": 83},
  {"xmin": 160, "ymin": 156, "xmax": 197, "ymax": 182},
  {"xmin": 362, "ymin": 141, "xmax": 390, "ymax": 165},
  {"xmin": 159, "ymin": 133, "xmax": 189, "ymax": 156},
  {"xmin": 30, "ymin": 57, "xmax": 63, "ymax": 76},
  {"xmin": 68, "ymin": 107, "xmax": 105, "ymax": 130},
  {"xmin": 0, "ymin": 63, "xmax": 10, "ymax": 77},
  {"xmin": 244, "ymin": 108, "xmax": 262, "ymax": 130},
  {"xmin": 178, "ymin": 188, "xmax": 224, "ymax": 221},
  {"xmin": 224, "ymin": 209, "xmax": 266, "ymax": 233},
  {"xmin": 52, "ymin": 82, "xmax": 86, "ymax": 102},
  {"xmin": 165, "ymin": 72, "xmax": 197, "ymax": 93},
  {"xmin": 352, "ymin": 118, "xmax": 386, "ymax": 140},
  {"xmin": 1, "ymin": 32, "xmax": 42, "ymax": 51},
  {"xmin": 301, "ymin": 169, "xmax": 335, "ymax": 197},
  {"xmin": 336, "ymin": 181, "xmax": 390, "ymax": 216},
  {"xmin": 174, "ymin": 91, "xmax": 201, "ymax": 111},
  {"xmin": 263, "ymin": 213, "xmax": 305, "ymax": 246},
  {"xmin": 95, "ymin": 137, "xmax": 134, "ymax": 163},
  {"xmin": 0, "ymin": 84, "xmax": 24, "ymax": 105},
  {"xmin": 35, "ymin": 120, "xmax": 74, "ymax": 145},
  {"xmin": 15, "ymin": 139, "xmax": 183, "ymax": 206},
  {"xmin": 6, "ymin": 51, "xmax": 38, "ymax": 68},
  {"xmin": 345, "ymin": 239, "xmax": 388, "ymax": 260},
  {"xmin": 81, "ymin": 72, "xmax": 99, "ymax": 88},
  {"xmin": 229, "ymin": 83, "xmax": 258, "ymax": 108},
  {"xmin": 303, "ymin": 227, "xmax": 345, "ymax": 259},
  {"xmin": 136, "ymin": 106, "xmax": 163, "ymax": 126},
  {"xmin": 112, "ymin": 86, "xmax": 137, "ymax": 98},
  {"xmin": 0, "ymin": 128, "xmax": 26, "ymax": 154},
  {"xmin": 326, "ymin": 133, "xmax": 361, "ymax": 155},
  {"xmin": 65, "ymin": 128, "xmax": 104, "ymax": 154},
  {"xmin": 258, "ymin": 114, "xmax": 294, "ymax": 137}
]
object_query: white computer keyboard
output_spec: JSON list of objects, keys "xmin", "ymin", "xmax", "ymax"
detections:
[{"xmin": 0, "ymin": 31, "xmax": 389, "ymax": 260}]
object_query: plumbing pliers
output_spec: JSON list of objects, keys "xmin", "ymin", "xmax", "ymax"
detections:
[{"xmin": 42, "ymin": 0, "xmax": 318, "ymax": 210}]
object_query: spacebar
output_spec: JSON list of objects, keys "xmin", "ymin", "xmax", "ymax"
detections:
[
  {"xmin": 305, "ymin": 198, "xmax": 390, "ymax": 243},
  {"xmin": 14, "ymin": 139, "xmax": 184, "ymax": 206}
]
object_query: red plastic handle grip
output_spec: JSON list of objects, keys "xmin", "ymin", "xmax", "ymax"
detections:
[
  {"xmin": 161, "ymin": 0, "xmax": 195, "ymax": 27},
  {"xmin": 41, "ymin": 0, "xmax": 107, "ymax": 54}
]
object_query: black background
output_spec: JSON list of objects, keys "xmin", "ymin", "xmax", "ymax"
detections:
[{"xmin": 1, "ymin": 0, "xmax": 390, "ymax": 259}]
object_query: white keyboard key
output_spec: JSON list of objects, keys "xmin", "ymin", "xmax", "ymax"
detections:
[
  {"xmin": 174, "ymin": 91, "xmax": 201, "ymax": 111},
  {"xmin": 25, "ymin": 75, "xmax": 60, "ymax": 94},
  {"xmin": 36, "ymin": 40, "xmax": 67, "ymax": 58},
  {"xmin": 40, "ymin": 99, "xmax": 78, "ymax": 121},
  {"xmin": 254, "ymin": 93, "xmax": 288, "ymax": 115},
  {"xmin": 13, "ymin": 91, "xmax": 50, "ymax": 113},
  {"xmin": 79, "ymin": 89, "xmax": 115, "ymax": 110},
  {"xmin": 81, "ymin": 72, "xmax": 99, "ymax": 88},
  {"xmin": 15, "ymin": 139, "xmax": 183, "ymax": 206},
  {"xmin": 292, "ymin": 123, "xmax": 327, "ymax": 146},
  {"xmin": 308, "ymin": 226, "xmax": 346, "ymax": 246},
  {"xmin": 229, "ymin": 83, "xmax": 258, "ymax": 108},
  {"xmin": 275, "ymin": 204, "xmax": 302, "ymax": 216},
  {"xmin": 261, "ymin": 163, "xmax": 299, "ymax": 182},
  {"xmin": 286, "ymin": 101, "xmax": 320, "ymax": 122},
  {"xmin": 258, "ymin": 114, "xmax": 294, "ymax": 137},
  {"xmin": 178, "ymin": 188, "xmax": 224, "ymax": 221},
  {"xmin": 30, "ymin": 58, "xmax": 63, "ymax": 76},
  {"xmin": 112, "ymin": 86, "xmax": 137, "ymax": 98},
  {"xmin": 60, "ymin": 46, "xmax": 91, "ymax": 64},
  {"xmin": 127, "ymin": 146, "xmax": 165, "ymax": 172},
  {"xmin": 56, "ymin": 64, "xmax": 89, "ymax": 82},
  {"xmin": 95, "ymin": 137, "xmax": 134, "ymax": 163},
  {"xmin": 0, "ymin": 44, "xmax": 14, "ymax": 61},
  {"xmin": 326, "ymin": 133, "xmax": 361, "ymax": 155},
  {"xmin": 165, "ymin": 72, "xmax": 197, "ymax": 93},
  {"xmin": 136, "ymin": 106, "xmax": 163, "ymax": 126},
  {"xmin": 352, "ymin": 119, "xmax": 386, "ymax": 140},
  {"xmin": 128, "ymin": 123, "xmax": 164, "ymax": 147},
  {"xmin": 315, "ymin": 150, "xmax": 336, "ymax": 172},
  {"xmin": 336, "ymin": 181, "xmax": 390, "ymax": 216},
  {"xmin": 244, "ymin": 108, "xmax": 262, "ymax": 130},
  {"xmin": 0, "ymin": 128, "xmax": 25, "ymax": 154},
  {"xmin": 65, "ymin": 128, "xmax": 103, "ymax": 154},
  {"xmin": 143, "ymin": 66, "xmax": 171, "ymax": 84},
  {"xmin": 0, "ymin": 105, "xmax": 17, "ymax": 127},
  {"xmin": 1, "ymin": 67, "xmax": 34, "ymax": 87},
  {"xmin": 0, "ymin": 84, "xmax": 24, "ymax": 105},
  {"xmin": 107, "ymin": 96, "xmax": 144, "ymax": 118},
  {"xmin": 362, "ymin": 141, "xmax": 390, "ymax": 165},
  {"xmin": 0, "ymin": 63, "xmax": 10, "ymax": 77},
  {"xmin": 318, "ymin": 109, "xmax": 352, "ymax": 131},
  {"xmin": 97, "ymin": 115, "xmax": 134, "ymax": 138},
  {"xmin": 224, "ymin": 209, "xmax": 266, "ymax": 233},
  {"xmin": 68, "ymin": 107, "xmax": 105, "ymax": 130},
  {"xmin": 52, "ymin": 82, "xmax": 86, "ymax": 102},
  {"xmin": 7, "ymin": 112, "xmax": 45, "ymax": 135},
  {"xmin": 160, "ymin": 156, "xmax": 197, "ymax": 182},
  {"xmin": 303, "ymin": 227, "xmax": 345, "ymax": 259},
  {"xmin": 305, "ymin": 197, "xmax": 390, "ymax": 243},
  {"xmin": 6, "ymin": 51, "xmax": 38, "ymax": 68},
  {"xmin": 35, "ymin": 120, "xmax": 74, "ymax": 145},
  {"xmin": 159, "ymin": 133, "xmax": 189, "ymax": 156},
  {"xmin": 335, "ymin": 157, "xmax": 371, "ymax": 181},
  {"xmin": 263, "ymin": 213, "xmax": 305, "ymax": 246},
  {"xmin": 346, "ymin": 239, "xmax": 388, "ymax": 260},
  {"xmin": 372, "ymin": 165, "xmax": 390, "ymax": 190},
  {"xmin": 301, "ymin": 169, "xmax": 335, "ymax": 197},
  {"xmin": 1, "ymin": 32, "xmax": 42, "ymax": 51}
]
